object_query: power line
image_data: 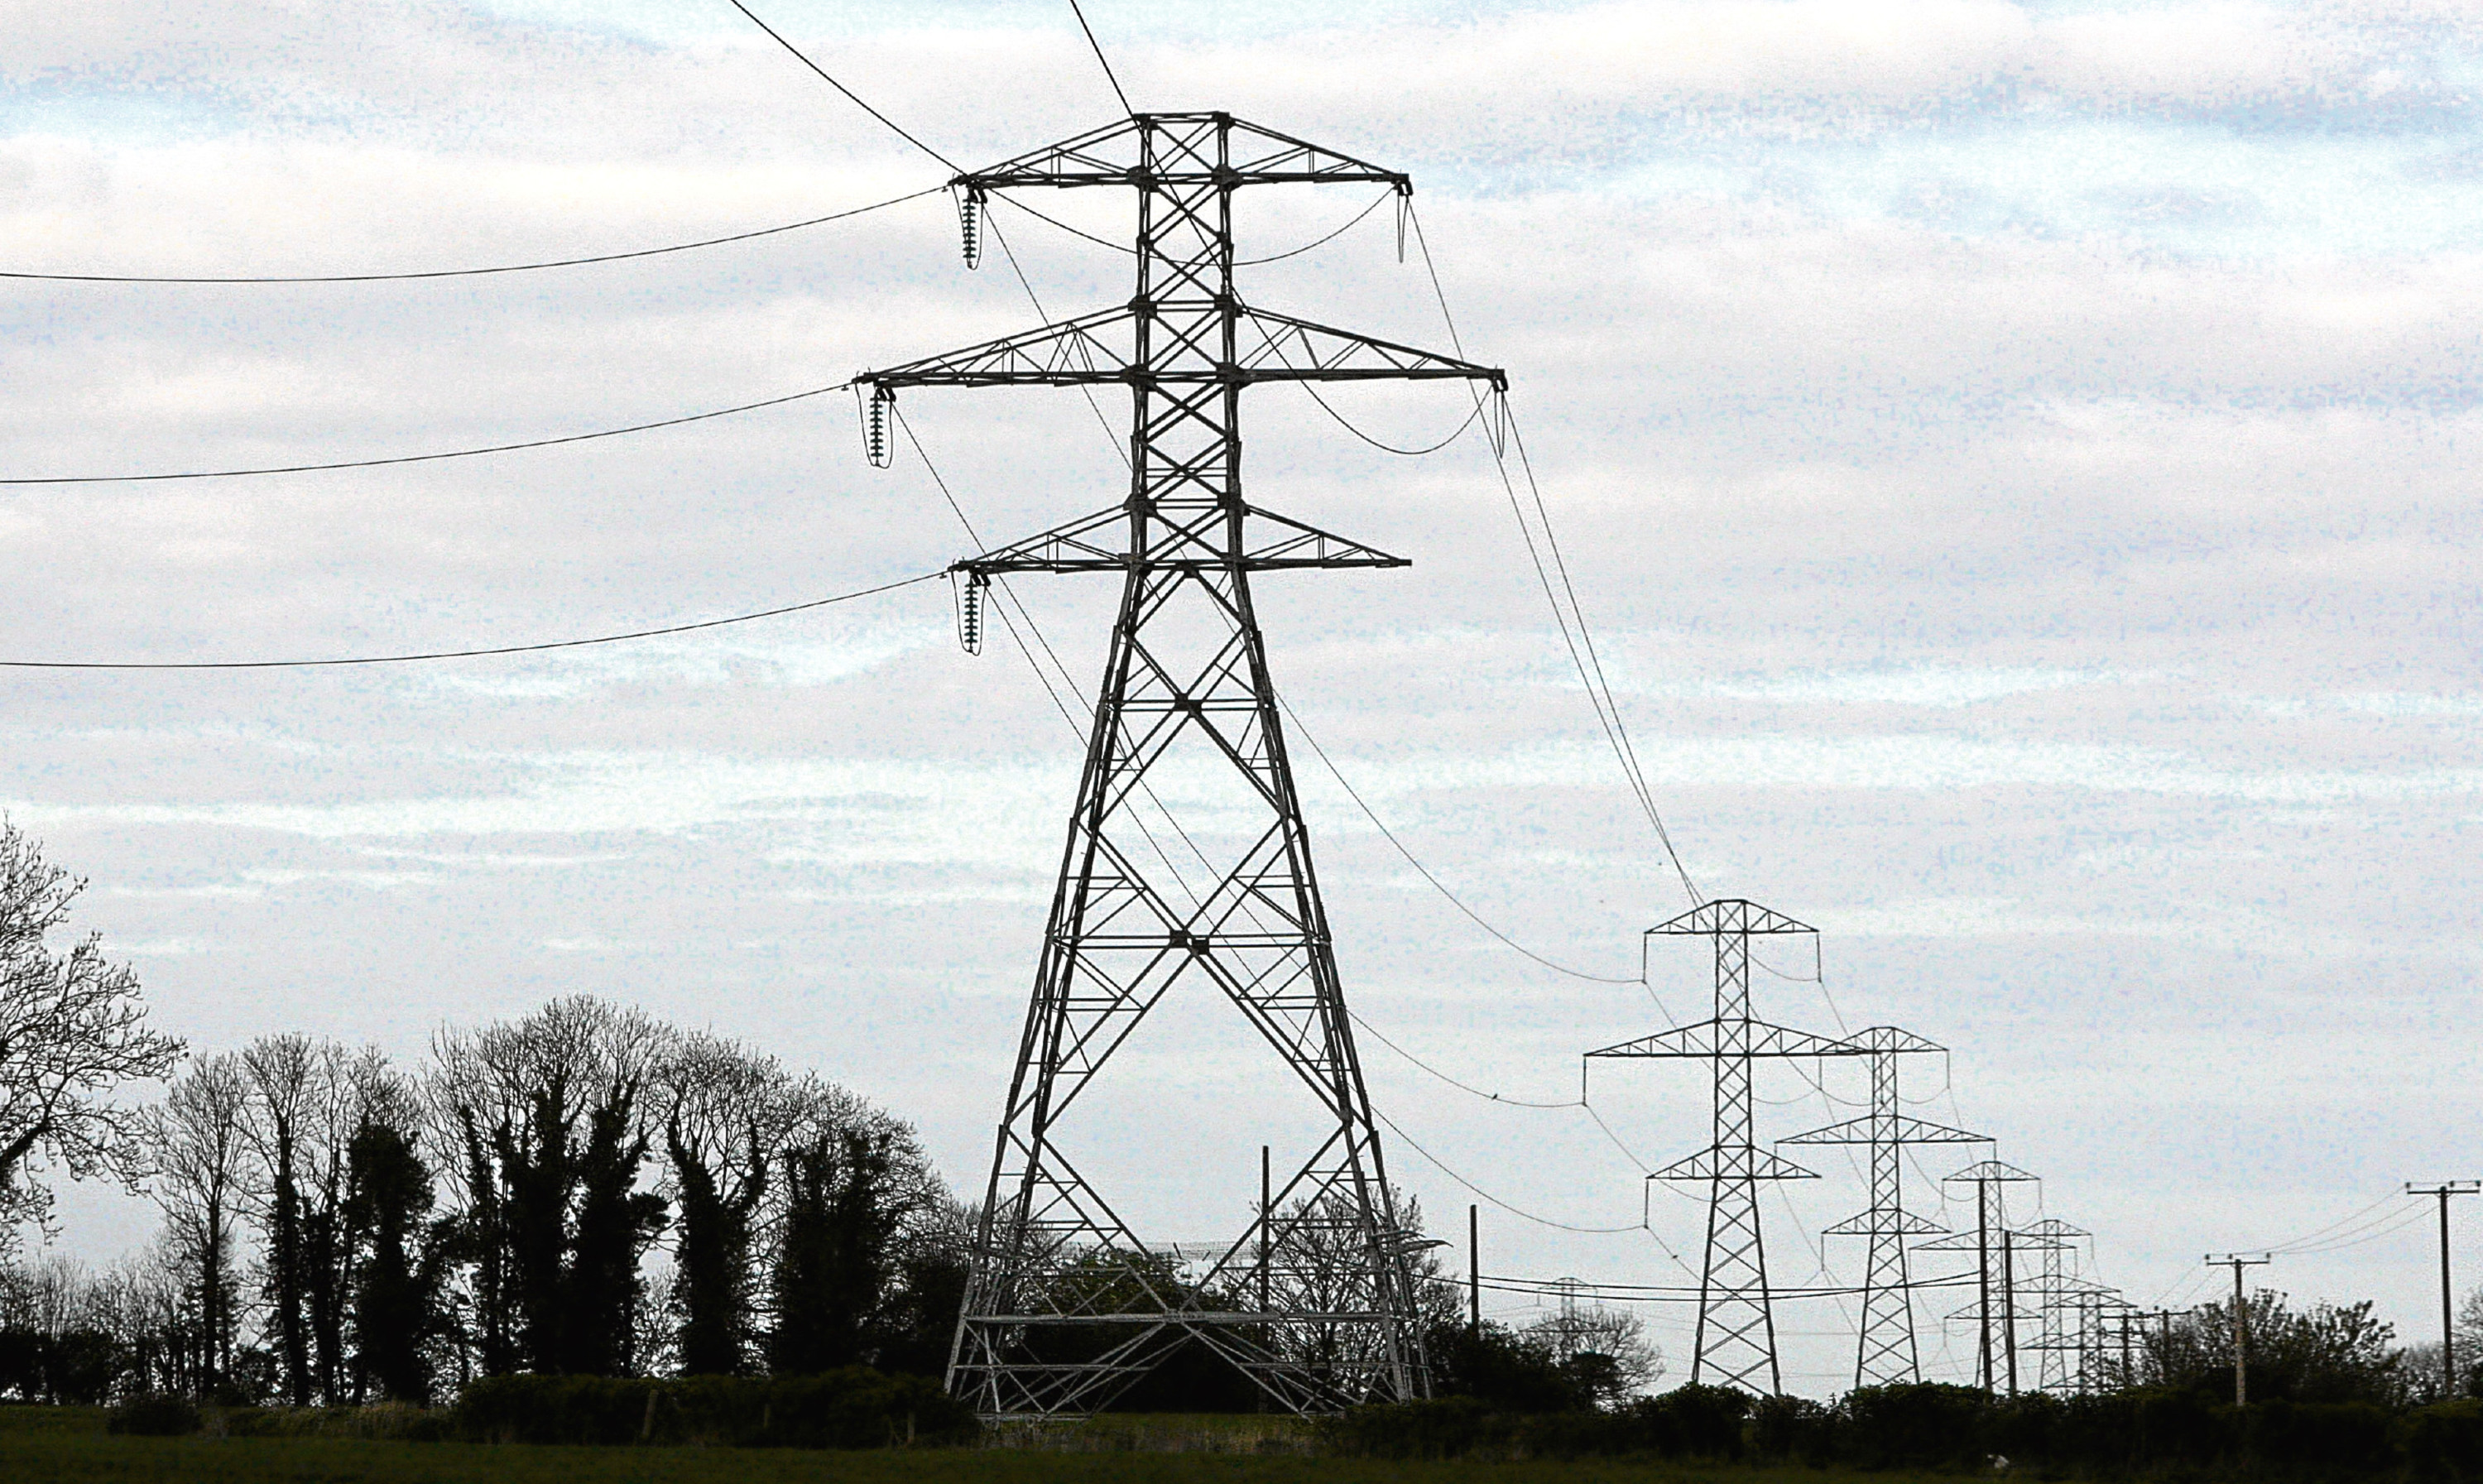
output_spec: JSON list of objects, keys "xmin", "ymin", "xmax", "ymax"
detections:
[
  {"xmin": 1295, "ymin": 381, "xmax": 1487, "ymax": 456},
  {"xmin": 1237, "ymin": 189, "xmax": 1394, "ymax": 267},
  {"xmin": 1348, "ymin": 1011, "xmax": 1583, "ymax": 1109},
  {"xmin": 0, "ymin": 186, "xmax": 945, "ymax": 284},
  {"xmin": 1400, "ymin": 202, "xmax": 1699, "ymax": 907},
  {"xmin": 0, "ymin": 571, "xmax": 940, "ymax": 670},
  {"xmin": 982, "ymin": 214, "xmax": 1129, "ymax": 467},
  {"xmin": 1375, "ymin": 1109, "xmax": 1646, "ymax": 1235},
  {"xmin": 984, "ymin": 191, "xmax": 1138, "ymax": 257},
  {"xmin": 1276, "ymin": 694, "xmax": 1642, "ymax": 986},
  {"xmin": 1502, "ymin": 405, "xmax": 1700, "ymax": 907},
  {"xmin": 726, "ymin": 1, "xmax": 959, "ymax": 171},
  {"xmin": 891, "ymin": 408, "xmax": 1224, "ymax": 918},
  {"xmin": 0, "ymin": 382, "xmax": 850, "ymax": 485},
  {"xmin": 1066, "ymin": 0, "xmax": 1135, "ymax": 117}
]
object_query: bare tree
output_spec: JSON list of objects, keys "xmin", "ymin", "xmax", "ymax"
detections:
[
  {"xmin": 237, "ymin": 1037, "xmax": 409, "ymax": 1404},
  {"xmin": 0, "ymin": 821, "xmax": 185, "ymax": 1253},
  {"xmin": 425, "ymin": 996, "xmax": 670, "ymax": 1377},
  {"xmin": 238, "ymin": 1035, "xmax": 319, "ymax": 1404},
  {"xmin": 655, "ymin": 1032, "xmax": 781, "ymax": 1375},
  {"xmin": 1522, "ymin": 1295, "xmax": 1664, "ymax": 1403},
  {"xmin": 147, "ymin": 1052, "xmax": 252, "ymax": 1394}
]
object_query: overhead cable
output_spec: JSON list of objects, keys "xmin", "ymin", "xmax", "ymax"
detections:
[
  {"xmin": 722, "ymin": 1, "xmax": 1131, "ymax": 267},
  {"xmin": 982, "ymin": 214, "xmax": 1131, "ymax": 467},
  {"xmin": 1237, "ymin": 190, "xmax": 1393, "ymax": 267},
  {"xmin": 1296, "ymin": 381, "xmax": 1487, "ymax": 457},
  {"xmin": 1066, "ymin": 0, "xmax": 1136, "ymax": 117},
  {"xmin": 1402, "ymin": 202, "xmax": 1701, "ymax": 907},
  {"xmin": 2258, "ymin": 1191, "xmax": 2406, "ymax": 1255},
  {"xmin": 1278, "ymin": 694, "xmax": 1641, "ymax": 986},
  {"xmin": 892, "ymin": 408, "xmax": 1217, "ymax": 911},
  {"xmin": 0, "ymin": 187, "xmax": 945, "ymax": 285},
  {"xmin": 1501, "ymin": 404, "xmax": 1702, "ymax": 908},
  {"xmin": 1479, "ymin": 1272, "xmax": 1976, "ymax": 1303},
  {"xmin": 0, "ymin": 382, "xmax": 849, "ymax": 485},
  {"xmin": 0, "ymin": 572, "xmax": 941, "ymax": 670},
  {"xmin": 1374, "ymin": 1109, "xmax": 1647, "ymax": 1235},
  {"xmin": 726, "ymin": 1, "xmax": 959, "ymax": 171},
  {"xmin": 1347, "ymin": 1011, "xmax": 1582, "ymax": 1109}
]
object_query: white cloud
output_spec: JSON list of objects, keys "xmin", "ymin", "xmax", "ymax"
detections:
[{"xmin": 6, "ymin": 0, "xmax": 2481, "ymax": 1385}]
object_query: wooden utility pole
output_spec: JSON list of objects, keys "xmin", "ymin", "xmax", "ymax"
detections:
[
  {"xmin": 2407, "ymin": 1182, "xmax": 2481, "ymax": 1398},
  {"xmin": 1468, "ymin": 1204, "xmax": 1481, "ymax": 1333},
  {"xmin": 2204, "ymin": 1254, "xmax": 2271, "ymax": 1405}
]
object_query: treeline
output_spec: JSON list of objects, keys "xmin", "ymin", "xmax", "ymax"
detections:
[
  {"xmin": 1337, "ymin": 1291, "xmax": 2483, "ymax": 1474},
  {"xmin": 1326, "ymin": 1381, "xmax": 2483, "ymax": 1476},
  {"xmin": 0, "ymin": 997, "xmax": 967, "ymax": 1407}
]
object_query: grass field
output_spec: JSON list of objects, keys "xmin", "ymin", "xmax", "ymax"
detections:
[{"xmin": 0, "ymin": 1405, "xmax": 1926, "ymax": 1484}]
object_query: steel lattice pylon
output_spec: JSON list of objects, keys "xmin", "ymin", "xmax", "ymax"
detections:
[
  {"xmin": 857, "ymin": 113, "xmax": 1504, "ymax": 1419},
  {"xmin": 1920, "ymin": 1160, "xmax": 2039, "ymax": 1393},
  {"xmin": 2018, "ymin": 1217, "xmax": 2090, "ymax": 1394},
  {"xmin": 1783, "ymin": 1027, "xmax": 1982, "ymax": 1389},
  {"xmin": 1587, "ymin": 900, "xmax": 1867, "ymax": 1393}
]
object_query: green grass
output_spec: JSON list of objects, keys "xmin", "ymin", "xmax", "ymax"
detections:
[{"xmin": 0, "ymin": 1405, "xmax": 1938, "ymax": 1484}]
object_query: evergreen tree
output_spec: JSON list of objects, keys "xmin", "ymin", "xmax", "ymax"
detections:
[
  {"xmin": 343, "ymin": 1121, "xmax": 435, "ymax": 1402},
  {"xmin": 769, "ymin": 1131, "xmax": 904, "ymax": 1374},
  {"xmin": 450, "ymin": 1108, "xmax": 516, "ymax": 1378},
  {"xmin": 497, "ymin": 1087, "xmax": 578, "ymax": 1373},
  {"xmin": 560, "ymin": 1093, "xmax": 666, "ymax": 1376},
  {"xmin": 667, "ymin": 1118, "xmax": 764, "ymax": 1376}
]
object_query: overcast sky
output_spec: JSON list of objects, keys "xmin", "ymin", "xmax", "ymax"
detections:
[{"xmin": 5, "ymin": 0, "xmax": 2480, "ymax": 1393}]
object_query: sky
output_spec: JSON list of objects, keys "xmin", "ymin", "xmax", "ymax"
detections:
[{"xmin": 3, "ymin": 0, "xmax": 2480, "ymax": 1394}]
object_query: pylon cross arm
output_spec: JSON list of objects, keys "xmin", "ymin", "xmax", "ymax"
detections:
[
  {"xmin": 1783, "ymin": 1113, "xmax": 1986, "ymax": 1146},
  {"xmin": 1587, "ymin": 1016, "xmax": 1863, "ymax": 1059},
  {"xmin": 953, "ymin": 112, "xmax": 1410, "ymax": 191},
  {"xmin": 858, "ymin": 307, "xmax": 1501, "ymax": 391},
  {"xmin": 1650, "ymin": 898, "xmax": 1817, "ymax": 937},
  {"xmin": 1653, "ymin": 1147, "xmax": 1820, "ymax": 1182},
  {"xmin": 1240, "ymin": 310, "xmax": 1507, "ymax": 388},
  {"xmin": 951, "ymin": 502, "xmax": 1408, "ymax": 577}
]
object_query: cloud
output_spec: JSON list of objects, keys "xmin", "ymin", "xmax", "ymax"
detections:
[{"xmin": 6, "ymin": 0, "xmax": 2481, "ymax": 1380}]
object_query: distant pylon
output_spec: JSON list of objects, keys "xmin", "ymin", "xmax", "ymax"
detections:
[
  {"xmin": 2017, "ymin": 1217, "xmax": 2089, "ymax": 1394},
  {"xmin": 1587, "ymin": 900, "xmax": 1870, "ymax": 1393},
  {"xmin": 2020, "ymin": 1217, "xmax": 2090, "ymax": 1392},
  {"xmin": 2067, "ymin": 1284, "xmax": 2131, "ymax": 1393},
  {"xmin": 1782, "ymin": 1027, "xmax": 1983, "ymax": 1389},
  {"xmin": 1919, "ymin": 1160, "xmax": 2038, "ymax": 1393}
]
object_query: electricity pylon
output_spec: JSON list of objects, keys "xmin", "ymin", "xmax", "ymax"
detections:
[
  {"xmin": 2016, "ymin": 1217, "xmax": 2089, "ymax": 1394},
  {"xmin": 1919, "ymin": 1160, "xmax": 2038, "ymax": 1393},
  {"xmin": 857, "ymin": 113, "xmax": 1505, "ymax": 1419},
  {"xmin": 1587, "ymin": 900, "xmax": 1869, "ymax": 1394},
  {"xmin": 1781, "ymin": 1026, "xmax": 1982, "ymax": 1388}
]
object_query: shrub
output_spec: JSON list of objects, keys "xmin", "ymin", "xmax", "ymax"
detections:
[
  {"xmin": 2247, "ymin": 1399, "xmax": 2395, "ymax": 1473},
  {"xmin": 1315, "ymin": 1396, "xmax": 1492, "ymax": 1459},
  {"xmin": 1319, "ymin": 1384, "xmax": 1756, "ymax": 1462},
  {"xmin": 452, "ymin": 1370, "xmax": 974, "ymax": 1448},
  {"xmin": 106, "ymin": 1392, "xmax": 202, "ymax": 1436},
  {"xmin": 1836, "ymin": 1382, "xmax": 1992, "ymax": 1470},
  {"xmin": 2403, "ymin": 1399, "xmax": 2483, "ymax": 1481},
  {"xmin": 1636, "ymin": 1382, "xmax": 1752, "ymax": 1459}
]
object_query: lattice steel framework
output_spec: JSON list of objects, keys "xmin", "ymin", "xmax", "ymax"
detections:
[
  {"xmin": 2018, "ymin": 1217, "xmax": 2090, "ymax": 1394},
  {"xmin": 2068, "ymin": 1285, "xmax": 2132, "ymax": 1393},
  {"xmin": 1587, "ymin": 900, "xmax": 1869, "ymax": 1393},
  {"xmin": 1783, "ymin": 1027, "xmax": 1983, "ymax": 1389},
  {"xmin": 1920, "ymin": 1160, "xmax": 2039, "ymax": 1393},
  {"xmin": 857, "ymin": 113, "xmax": 1505, "ymax": 1419}
]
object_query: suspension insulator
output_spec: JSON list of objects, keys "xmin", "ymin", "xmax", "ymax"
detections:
[
  {"xmin": 955, "ymin": 572, "xmax": 988, "ymax": 655},
  {"xmin": 960, "ymin": 190, "xmax": 984, "ymax": 271},
  {"xmin": 862, "ymin": 386, "xmax": 893, "ymax": 468}
]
